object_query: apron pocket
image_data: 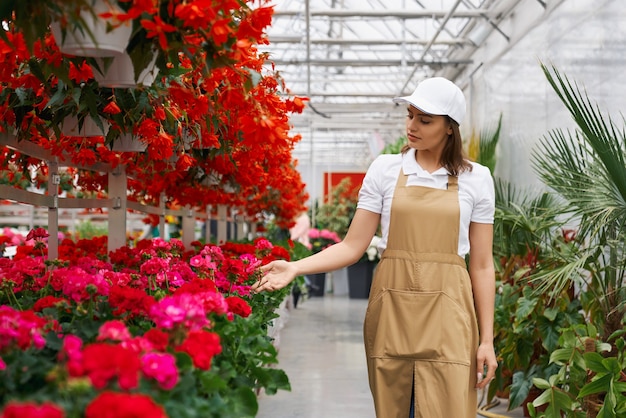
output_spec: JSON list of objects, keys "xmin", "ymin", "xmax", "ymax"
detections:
[{"xmin": 364, "ymin": 289, "xmax": 472, "ymax": 365}]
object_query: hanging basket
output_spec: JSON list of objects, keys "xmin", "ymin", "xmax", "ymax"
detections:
[
  {"xmin": 111, "ymin": 134, "xmax": 147, "ymax": 152},
  {"xmin": 92, "ymin": 52, "xmax": 159, "ymax": 88},
  {"xmin": 61, "ymin": 115, "xmax": 109, "ymax": 137},
  {"xmin": 50, "ymin": 0, "xmax": 132, "ymax": 57}
]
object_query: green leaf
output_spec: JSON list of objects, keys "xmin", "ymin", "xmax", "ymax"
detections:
[
  {"xmin": 544, "ymin": 306, "xmax": 560, "ymax": 321},
  {"xmin": 549, "ymin": 347, "xmax": 574, "ymax": 365},
  {"xmin": 515, "ymin": 294, "xmax": 539, "ymax": 321},
  {"xmin": 578, "ymin": 373, "xmax": 612, "ymax": 398},
  {"xmin": 199, "ymin": 371, "xmax": 228, "ymax": 392},
  {"xmin": 538, "ymin": 317, "xmax": 561, "ymax": 352},
  {"xmin": 174, "ymin": 351, "xmax": 194, "ymax": 371},
  {"xmin": 227, "ymin": 386, "xmax": 258, "ymax": 418},
  {"xmin": 532, "ymin": 377, "xmax": 551, "ymax": 390},
  {"xmin": 257, "ymin": 368, "xmax": 290, "ymax": 395},
  {"xmin": 509, "ymin": 369, "xmax": 536, "ymax": 409},
  {"xmin": 584, "ymin": 352, "xmax": 609, "ymax": 373}
]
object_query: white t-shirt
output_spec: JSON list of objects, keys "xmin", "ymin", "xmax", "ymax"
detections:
[{"xmin": 357, "ymin": 148, "xmax": 495, "ymax": 257}]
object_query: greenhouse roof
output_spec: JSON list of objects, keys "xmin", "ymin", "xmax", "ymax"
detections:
[{"xmin": 261, "ymin": 0, "xmax": 563, "ymax": 168}]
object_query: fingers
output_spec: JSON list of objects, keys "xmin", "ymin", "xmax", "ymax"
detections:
[
  {"xmin": 475, "ymin": 358, "xmax": 498, "ymax": 389},
  {"xmin": 250, "ymin": 273, "xmax": 276, "ymax": 294},
  {"xmin": 259, "ymin": 262, "xmax": 273, "ymax": 272}
]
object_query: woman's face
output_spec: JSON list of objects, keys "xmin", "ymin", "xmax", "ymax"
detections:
[{"xmin": 404, "ymin": 106, "xmax": 452, "ymax": 154}]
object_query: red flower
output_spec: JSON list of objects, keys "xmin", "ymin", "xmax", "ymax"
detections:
[
  {"xmin": 1, "ymin": 401, "xmax": 65, "ymax": 418},
  {"xmin": 80, "ymin": 343, "xmax": 141, "ymax": 390},
  {"xmin": 142, "ymin": 329, "xmax": 170, "ymax": 352},
  {"xmin": 103, "ymin": 101, "xmax": 121, "ymax": 115},
  {"xmin": 85, "ymin": 392, "xmax": 167, "ymax": 418},
  {"xmin": 26, "ymin": 227, "xmax": 49, "ymax": 241},
  {"xmin": 32, "ymin": 296, "xmax": 68, "ymax": 312},
  {"xmin": 68, "ymin": 60, "xmax": 94, "ymax": 83},
  {"xmin": 225, "ymin": 296, "xmax": 252, "ymax": 318},
  {"xmin": 175, "ymin": 330, "xmax": 221, "ymax": 370},
  {"xmin": 108, "ymin": 285, "xmax": 155, "ymax": 319},
  {"xmin": 174, "ymin": 1, "xmax": 217, "ymax": 30},
  {"xmin": 141, "ymin": 16, "xmax": 176, "ymax": 50}
]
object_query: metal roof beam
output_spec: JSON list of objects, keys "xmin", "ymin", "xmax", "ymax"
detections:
[
  {"xmin": 269, "ymin": 58, "xmax": 472, "ymax": 67},
  {"xmin": 272, "ymin": 9, "xmax": 488, "ymax": 19},
  {"xmin": 268, "ymin": 36, "xmax": 471, "ymax": 46}
]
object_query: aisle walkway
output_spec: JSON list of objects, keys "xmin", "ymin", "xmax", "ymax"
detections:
[{"xmin": 256, "ymin": 295, "xmax": 525, "ymax": 418}]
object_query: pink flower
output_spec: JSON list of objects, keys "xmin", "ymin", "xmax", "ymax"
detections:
[
  {"xmin": 120, "ymin": 336, "xmax": 154, "ymax": 354},
  {"xmin": 254, "ymin": 238, "xmax": 273, "ymax": 251},
  {"xmin": 0, "ymin": 306, "xmax": 48, "ymax": 351},
  {"xmin": 60, "ymin": 335, "xmax": 83, "ymax": 376},
  {"xmin": 140, "ymin": 257, "xmax": 170, "ymax": 276},
  {"xmin": 53, "ymin": 267, "xmax": 110, "ymax": 302},
  {"xmin": 239, "ymin": 253, "xmax": 261, "ymax": 275},
  {"xmin": 141, "ymin": 352, "xmax": 179, "ymax": 389},
  {"xmin": 195, "ymin": 291, "xmax": 228, "ymax": 315},
  {"xmin": 97, "ymin": 321, "xmax": 132, "ymax": 342},
  {"xmin": 189, "ymin": 254, "xmax": 217, "ymax": 270},
  {"xmin": 149, "ymin": 293, "xmax": 209, "ymax": 331},
  {"xmin": 319, "ymin": 229, "xmax": 341, "ymax": 242}
]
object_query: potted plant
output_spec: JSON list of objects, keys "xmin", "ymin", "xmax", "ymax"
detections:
[
  {"xmin": 346, "ymin": 235, "xmax": 380, "ymax": 299},
  {"xmin": 314, "ymin": 177, "xmax": 358, "ymax": 239},
  {"xmin": 522, "ymin": 64, "xmax": 626, "ymax": 417},
  {"xmin": 305, "ymin": 228, "xmax": 341, "ymax": 296},
  {"xmin": 489, "ymin": 179, "xmax": 586, "ymax": 414}
]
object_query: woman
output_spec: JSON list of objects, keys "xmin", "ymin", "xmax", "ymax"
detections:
[{"xmin": 253, "ymin": 77, "xmax": 498, "ymax": 417}]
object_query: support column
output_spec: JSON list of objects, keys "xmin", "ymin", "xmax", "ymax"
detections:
[
  {"xmin": 181, "ymin": 205, "xmax": 195, "ymax": 248},
  {"xmin": 217, "ymin": 204, "xmax": 227, "ymax": 244},
  {"xmin": 205, "ymin": 205, "xmax": 212, "ymax": 244},
  {"xmin": 250, "ymin": 217, "xmax": 257, "ymax": 237},
  {"xmin": 236, "ymin": 210, "xmax": 245, "ymax": 240},
  {"xmin": 159, "ymin": 192, "xmax": 166, "ymax": 238},
  {"xmin": 108, "ymin": 165, "xmax": 127, "ymax": 254},
  {"xmin": 47, "ymin": 161, "xmax": 60, "ymax": 260}
]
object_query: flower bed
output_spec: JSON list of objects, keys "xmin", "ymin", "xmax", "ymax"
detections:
[{"xmin": 0, "ymin": 230, "xmax": 293, "ymax": 417}]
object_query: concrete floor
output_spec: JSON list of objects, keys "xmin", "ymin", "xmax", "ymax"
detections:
[{"xmin": 256, "ymin": 294, "xmax": 525, "ymax": 418}]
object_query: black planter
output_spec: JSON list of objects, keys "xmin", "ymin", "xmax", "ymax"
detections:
[
  {"xmin": 347, "ymin": 261, "xmax": 375, "ymax": 299},
  {"xmin": 307, "ymin": 273, "xmax": 326, "ymax": 297}
]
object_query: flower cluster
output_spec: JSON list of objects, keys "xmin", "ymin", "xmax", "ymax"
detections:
[
  {"xmin": 308, "ymin": 228, "xmax": 341, "ymax": 254},
  {"xmin": 363, "ymin": 236, "xmax": 382, "ymax": 263},
  {"xmin": 0, "ymin": 0, "xmax": 310, "ymax": 229},
  {"xmin": 0, "ymin": 230, "xmax": 293, "ymax": 417}
]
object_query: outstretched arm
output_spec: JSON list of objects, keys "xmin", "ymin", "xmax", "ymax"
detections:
[{"xmin": 253, "ymin": 209, "xmax": 381, "ymax": 292}]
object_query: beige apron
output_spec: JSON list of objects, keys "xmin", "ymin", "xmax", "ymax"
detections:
[{"xmin": 363, "ymin": 171, "xmax": 479, "ymax": 418}]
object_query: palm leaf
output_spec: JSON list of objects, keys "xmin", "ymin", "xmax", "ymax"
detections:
[{"xmin": 531, "ymin": 64, "xmax": 626, "ymax": 338}]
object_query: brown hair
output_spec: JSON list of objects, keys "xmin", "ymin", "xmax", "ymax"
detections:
[{"xmin": 400, "ymin": 116, "xmax": 472, "ymax": 176}]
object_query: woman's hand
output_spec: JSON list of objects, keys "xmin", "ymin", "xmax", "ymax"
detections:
[
  {"xmin": 251, "ymin": 260, "xmax": 298, "ymax": 293},
  {"xmin": 475, "ymin": 342, "xmax": 498, "ymax": 389}
]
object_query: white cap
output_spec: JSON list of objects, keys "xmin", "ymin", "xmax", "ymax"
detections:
[{"xmin": 393, "ymin": 77, "xmax": 466, "ymax": 125}]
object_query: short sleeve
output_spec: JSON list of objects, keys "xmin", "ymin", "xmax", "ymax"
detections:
[
  {"xmin": 357, "ymin": 156, "xmax": 387, "ymax": 214},
  {"xmin": 471, "ymin": 167, "xmax": 495, "ymax": 224}
]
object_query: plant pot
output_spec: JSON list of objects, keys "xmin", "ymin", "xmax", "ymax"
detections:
[
  {"xmin": 50, "ymin": 0, "xmax": 132, "ymax": 57},
  {"xmin": 307, "ymin": 273, "xmax": 326, "ymax": 297},
  {"xmin": 61, "ymin": 115, "xmax": 109, "ymax": 137},
  {"xmin": 92, "ymin": 52, "xmax": 159, "ymax": 87},
  {"xmin": 347, "ymin": 261, "xmax": 375, "ymax": 299},
  {"xmin": 111, "ymin": 134, "xmax": 146, "ymax": 152}
]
